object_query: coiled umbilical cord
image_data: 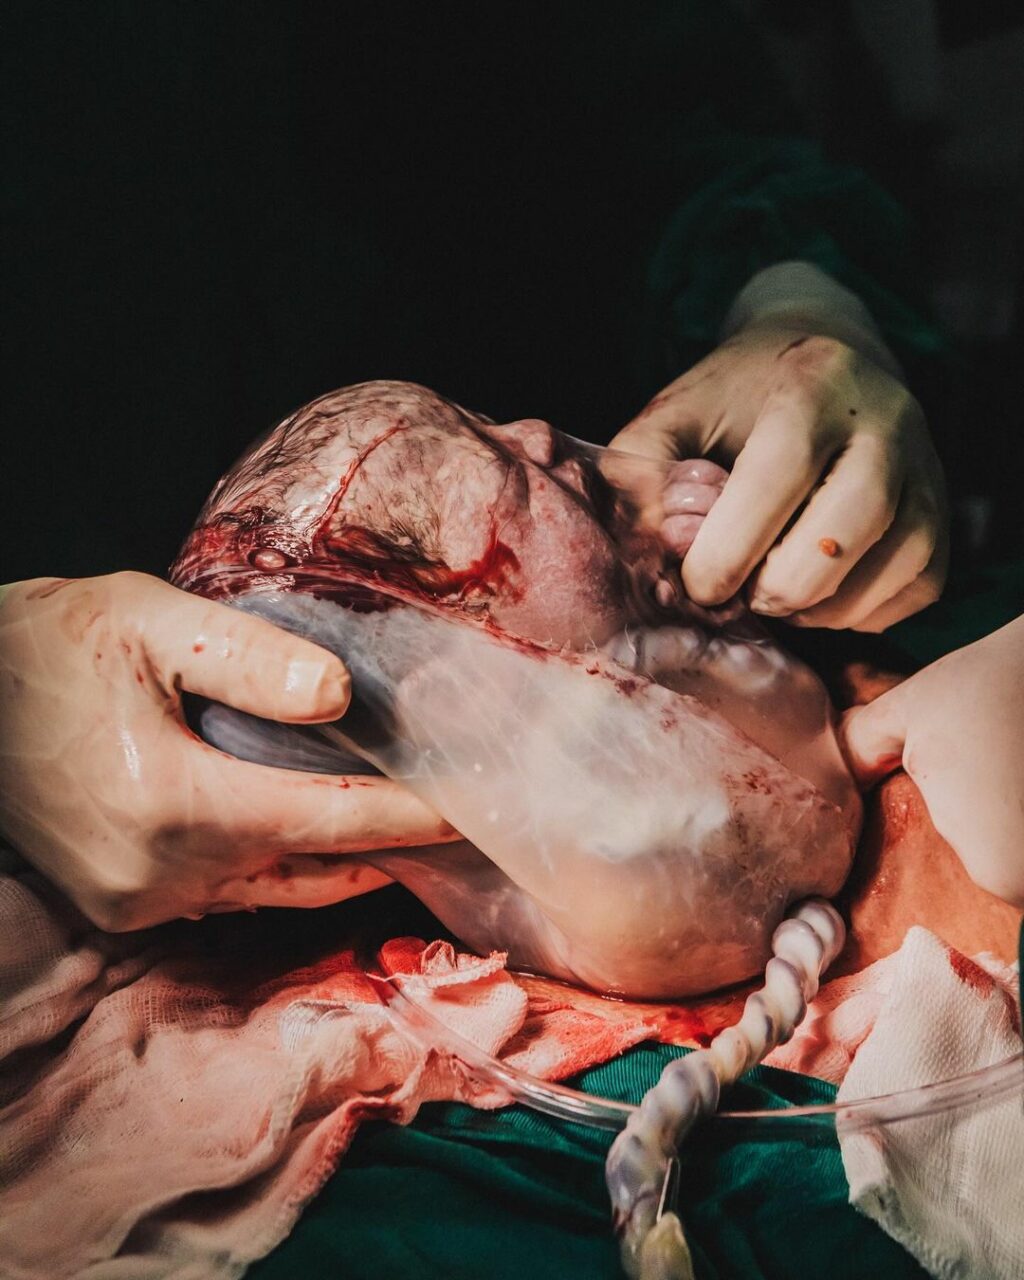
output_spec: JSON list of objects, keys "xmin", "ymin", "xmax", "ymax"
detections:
[{"xmin": 605, "ymin": 898, "xmax": 846, "ymax": 1280}]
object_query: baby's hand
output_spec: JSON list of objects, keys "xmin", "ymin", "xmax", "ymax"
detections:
[{"xmin": 660, "ymin": 458, "xmax": 729, "ymax": 559}]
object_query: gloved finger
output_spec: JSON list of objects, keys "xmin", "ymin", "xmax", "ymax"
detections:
[
  {"xmin": 836, "ymin": 693, "xmax": 909, "ymax": 787},
  {"xmin": 784, "ymin": 483, "xmax": 944, "ymax": 630},
  {"xmin": 139, "ymin": 577, "xmax": 351, "ymax": 723},
  {"xmin": 682, "ymin": 389, "xmax": 840, "ymax": 605},
  {"xmin": 746, "ymin": 431, "xmax": 903, "ymax": 616},
  {"xmin": 845, "ymin": 542, "xmax": 947, "ymax": 633},
  {"xmin": 609, "ymin": 394, "xmax": 707, "ymax": 464},
  {"xmin": 187, "ymin": 745, "xmax": 458, "ymax": 856}
]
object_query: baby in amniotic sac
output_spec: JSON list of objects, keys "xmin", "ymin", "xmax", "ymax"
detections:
[{"xmin": 173, "ymin": 380, "xmax": 864, "ymax": 999}]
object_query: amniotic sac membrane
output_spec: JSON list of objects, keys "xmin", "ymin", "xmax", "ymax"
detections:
[{"xmin": 173, "ymin": 381, "xmax": 861, "ymax": 1000}]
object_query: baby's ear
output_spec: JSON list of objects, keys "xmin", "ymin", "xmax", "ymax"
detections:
[{"xmin": 476, "ymin": 418, "xmax": 555, "ymax": 467}]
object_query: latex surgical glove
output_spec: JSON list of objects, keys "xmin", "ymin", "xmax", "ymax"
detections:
[
  {"xmin": 0, "ymin": 573, "xmax": 455, "ymax": 930},
  {"xmin": 839, "ymin": 614, "xmax": 1024, "ymax": 907},
  {"xmin": 612, "ymin": 262, "xmax": 948, "ymax": 631}
]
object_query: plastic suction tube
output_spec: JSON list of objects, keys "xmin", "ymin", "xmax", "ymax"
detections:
[{"xmin": 376, "ymin": 971, "xmax": 1023, "ymax": 1133}]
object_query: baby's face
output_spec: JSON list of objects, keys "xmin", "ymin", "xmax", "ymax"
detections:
[
  {"xmin": 173, "ymin": 381, "xmax": 666, "ymax": 649},
  {"xmin": 329, "ymin": 414, "xmax": 645, "ymax": 648}
]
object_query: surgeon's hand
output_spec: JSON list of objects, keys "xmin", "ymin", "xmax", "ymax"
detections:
[
  {"xmin": 613, "ymin": 262, "xmax": 948, "ymax": 631},
  {"xmin": 840, "ymin": 615, "xmax": 1024, "ymax": 907},
  {"xmin": 0, "ymin": 572, "xmax": 455, "ymax": 930}
]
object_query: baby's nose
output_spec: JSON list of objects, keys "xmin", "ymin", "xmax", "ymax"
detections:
[{"xmin": 492, "ymin": 418, "xmax": 556, "ymax": 466}]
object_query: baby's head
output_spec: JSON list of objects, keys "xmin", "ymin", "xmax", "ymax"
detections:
[{"xmin": 172, "ymin": 380, "xmax": 676, "ymax": 648}]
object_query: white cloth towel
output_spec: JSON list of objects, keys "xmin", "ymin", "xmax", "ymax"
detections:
[
  {"xmin": 837, "ymin": 927, "xmax": 1023, "ymax": 1280},
  {"xmin": 0, "ymin": 866, "xmax": 656, "ymax": 1280}
]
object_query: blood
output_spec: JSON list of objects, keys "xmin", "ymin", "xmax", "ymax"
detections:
[
  {"xmin": 860, "ymin": 753, "xmax": 904, "ymax": 788},
  {"xmin": 192, "ymin": 642, "xmax": 205, "ymax": 653},
  {"xmin": 655, "ymin": 1006, "xmax": 712, "ymax": 1046},
  {"xmin": 309, "ymin": 579, "xmax": 398, "ymax": 614},
  {"xmin": 321, "ymin": 524, "xmax": 522, "ymax": 606},
  {"xmin": 177, "ymin": 507, "xmax": 525, "ymax": 621},
  {"xmin": 741, "ymin": 768, "xmax": 773, "ymax": 795},
  {"xmin": 948, "ymin": 950, "xmax": 995, "ymax": 996},
  {"xmin": 331, "ymin": 424, "xmax": 409, "ymax": 512},
  {"xmin": 819, "ymin": 537, "xmax": 840, "ymax": 558},
  {"xmin": 434, "ymin": 533, "xmax": 522, "ymax": 602},
  {"xmin": 307, "ymin": 775, "xmax": 380, "ymax": 791}
]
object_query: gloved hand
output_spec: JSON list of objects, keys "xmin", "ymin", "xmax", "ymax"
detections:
[
  {"xmin": 0, "ymin": 572, "xmax": 455, "ymax": 930},
  {"xmin": 613, "ymin": 262, "xmax": 948, "ymax": 631},
  {"xmin": 839, "ymin": 614, "xmax": 1024, "ymax": 907}
]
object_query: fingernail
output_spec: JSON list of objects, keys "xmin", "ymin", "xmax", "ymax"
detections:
[
  {"xmin": 328, "ymin": 670, "xmax": 352, "ymax": 716},
  {"xmin": 685, "ymin": 569, "xmax": 736, "ymax": 607},
  {"xmin": 749, "ymin": 594, "xmax": 786, "ymax": 617},
  {"xmin": 285, "ymin": 658, "xmax": 350, "ymax": 716}
]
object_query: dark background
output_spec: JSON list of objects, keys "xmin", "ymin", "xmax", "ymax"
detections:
[{"xmin": 4, "ymin": 1, "xmax": 1023, "ymax": 585}]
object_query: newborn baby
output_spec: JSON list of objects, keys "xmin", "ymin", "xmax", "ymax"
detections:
[{"xmin": 172, "ymin": 381, "xmax": 861, "ymax": 998}]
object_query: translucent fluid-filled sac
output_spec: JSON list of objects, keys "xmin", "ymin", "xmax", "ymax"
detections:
[{"xmin": 171, "ymin": 381, "xmax": 861, "ymax": 998}]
